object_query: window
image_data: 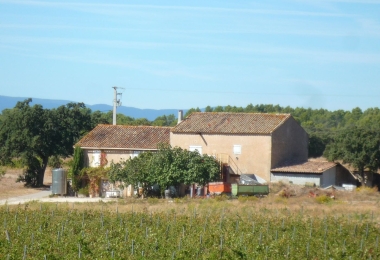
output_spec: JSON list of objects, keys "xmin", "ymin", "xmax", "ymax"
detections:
[
  {"xmin": 131, "ymin": 151, "xmax": 141, "ymax": 159},
  {"xmin": 233, "ymin": 145, "xmax": 242, "ymax": 155},
  {"xmin": 91, "ymin": 150, "xmax": 101, "ymax": 167},
  {"xmin": 189, "ymin": 145, "xmax": 202, "ymax": 155}
]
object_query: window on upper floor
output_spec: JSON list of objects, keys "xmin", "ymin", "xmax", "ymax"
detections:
[{"xmin": 233, "ymin": 145, "xmax": 242, "ymax": 155}]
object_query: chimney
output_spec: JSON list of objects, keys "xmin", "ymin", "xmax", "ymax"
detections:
[{"xmin": 178, "ymin": 110, "xmax": 183, "ymax": 125}]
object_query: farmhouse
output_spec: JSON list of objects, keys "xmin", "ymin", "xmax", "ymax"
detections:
[
  {"xmin": 75, "ymin": 124, "xmax": 171, "ymax": 167},
  {"xmin": 170, "ymin": 112, "xmax": 308, "ymax": 182},
  {"xmin": 76, "ymin": 112, "xmax": 356, "ymax": 191}
]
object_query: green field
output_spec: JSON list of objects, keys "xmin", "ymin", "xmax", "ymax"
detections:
[{"xmin": 1, "ymin": 200, "xmax": 379, "ymax": 259}]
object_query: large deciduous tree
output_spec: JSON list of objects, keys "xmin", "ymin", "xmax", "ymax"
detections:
[
  {"xmin": 0, "ymin": 99, "xmax": 92, "ymax": 187},
  {"xmin": 324, "ymin": 127, "xmax": 380, "ymax": 184}
]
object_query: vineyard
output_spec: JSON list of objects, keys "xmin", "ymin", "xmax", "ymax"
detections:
[{"xmin": 1, "ymin": 200, "xmax": 380, "ymax": 259}]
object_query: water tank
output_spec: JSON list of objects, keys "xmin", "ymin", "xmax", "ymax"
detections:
[
  {"xmin": 164, "ymin": 189, "xmax": 171, "ymax": 199},
  {"xmin": 197, "ymin": 186, "xmax": 204, "ymax": 196},
  {"xmin": 52, "ymin": 168, "xmax": 67, "ymax": 195}
]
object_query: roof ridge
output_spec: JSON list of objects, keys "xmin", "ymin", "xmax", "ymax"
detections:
[
  {"xmin": 174, "ymin": 112, "xmax": 293, "ymax": 134},
  {"xmin": 191, "ymin": 112, "xmax": 291, "ymax": 115},
  {"xmin": 270, "ymin": 114, "xmax": 292, "ymax": 133}
]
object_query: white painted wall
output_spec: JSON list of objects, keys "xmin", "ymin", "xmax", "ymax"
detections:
[{"xmin": 271, "ymin": 173, "xmax": 321, "ymax": 186}]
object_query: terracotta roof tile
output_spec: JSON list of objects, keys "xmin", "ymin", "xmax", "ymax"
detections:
[
  {"xmin": 271, "ymin": 161, "xmax": 336, "ymax": 174},
  {"xmin": 172, "ymin": 112, "xmax": 291, "ymax": 134},
  {"xmin": 75, "ymin": 125, "xmax": 171, "ymax": 149}
]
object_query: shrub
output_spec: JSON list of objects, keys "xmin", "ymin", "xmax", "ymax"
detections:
[
  {"xmin": 237, "ymin": 195, "xmax": 258, "ymax": 203},
  {"xmin": 278, "ymin": 188, "xmax": 294, "ymax": 198},
  {"xmin": 274, "ymin": 196, "xmax": 288, "ymax": 204},
  {"xmin": 147, "ymin": 197, "xmax": 159, "ymax": 204},
  {"xmin": 80, "ymin": 167, "xmax": 109, "ymax": 197},
  {"xmin": 315, "ymin": 194, "xmax": 333, "ymax": 204},
  {"xmin": 270, "ymin": 181, "xmax": 288, "ymax": 194},
  {"xmin": 214, "ymin": 194, "xmax": 229, "ymax": 201},
  {"xmin": 78, "ymin": 186, "xmax": 89, "ymax": 197},
  {"xmin": 355, "ymin": 186, "xmax": 378, "ymax": 194}
]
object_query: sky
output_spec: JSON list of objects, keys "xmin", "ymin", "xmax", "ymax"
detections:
[{"xmin": 0, "ymin": 0, "xmax": 379, "ymax": 111}]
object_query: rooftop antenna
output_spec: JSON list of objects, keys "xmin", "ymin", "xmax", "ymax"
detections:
[{"xmin": 112, "ymin": 86, "xmax": 125, "ymax": 125}]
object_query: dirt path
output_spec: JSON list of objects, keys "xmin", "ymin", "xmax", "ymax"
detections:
[
  {"xmin": 0, "ymin": 168, "xmax": 53, "ymax": 200},
  {"xmin": 0, "ymin": 168, "xmax": 118, "ymax": 205}
]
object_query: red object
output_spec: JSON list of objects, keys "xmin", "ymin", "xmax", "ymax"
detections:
[{"xmin": 208, "ymin": 182, "xmax": 231, "ymax": 194}]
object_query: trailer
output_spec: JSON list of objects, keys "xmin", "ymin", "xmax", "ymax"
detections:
[
  {"xmin": 231, "ymin": 183, "xmax": 269, "ymax": 197},
  {"xmin": 208, "ymin": 182, "xmax": 231, "ymax": 195}
]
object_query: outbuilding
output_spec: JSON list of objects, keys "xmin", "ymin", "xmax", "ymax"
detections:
[{"xmin": 271, "ymin": 161, "xmax": 356, "ymax": 188}]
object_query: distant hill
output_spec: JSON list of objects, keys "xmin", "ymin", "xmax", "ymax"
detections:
[{"xmin": 0, "ymin": 95, "xmax": 188, "ymax": 121}]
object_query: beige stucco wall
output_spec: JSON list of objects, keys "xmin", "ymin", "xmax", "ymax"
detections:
[
  {"xmin": 170, "ymin": 132, "xmax": 272, "ymax": 181},
  {"xmin": 271, "ymin": 117, "xmax": 309, "ymax": 169},
  {"xmin": 83, "ymin": 149, "xmax": 145, "ymax": 167}
]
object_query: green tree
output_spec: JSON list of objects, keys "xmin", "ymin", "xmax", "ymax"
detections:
[
  {"xmin": 149, "ymin": 145, "xmax": 220, "ymax": 194},
  {"xmin": 152, "ymin": 114, "xmax": 177, "ymax": 126},
  {"xmin": 184, "ymin": 107, "xmax": 201, "ymax": 118},
  {"xmin": 109, "ymin": 151, "xmax": 154, "ymax": 195},
  {"xmin": 183, "ymin": 150, "xmax": 221, "ymax": 186},
  {"xmin": 91, "ymin": 110, "xmax": 111, "ymax": 127},
  {"xmin": 213, "ymin": 106, "xmax": 224, "ymax": 112},
  {"xmin": 109, "ymin": 145, "xmax": 220, "ymax": 197},
  {"xmin": 132, "ymin": 118, "xmax": 151, "ymax": 126},
  {"xmin": 71, "ymin": 146, "xmax": 84, "ymax": 191},
  {"xmin": 324, "ymin": 127, "xmax": 380, "ymax": 184},
  {"xmin": 308, "ymin": 133, "xmax": 332, "ymax": 158},
  {"xmin": 0, "ymin": 99, "xmax": 92, "ymax": 187},
  {"xmin": 117, "ymin": 113, "xmax": 139, "ymax": 125},
  {"xmin": 205, "ymin": 106, "xmax": 213, "ymax": 112}
]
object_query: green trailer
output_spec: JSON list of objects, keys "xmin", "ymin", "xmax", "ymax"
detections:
[{"xmin": 231, "ymin": 183, "xmax": 269, "ymax": 197}]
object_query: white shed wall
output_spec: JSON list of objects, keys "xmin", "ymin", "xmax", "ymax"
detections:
[{"xmin": 271, "ymin": 173, "xmax": 321, "ymax": 186}]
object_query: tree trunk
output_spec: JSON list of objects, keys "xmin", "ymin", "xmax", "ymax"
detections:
[
  {"xmin": 358, "ymin": 167, "xmax": 365, "ymax": 186},
  {"xmin": 37, "ymin": 157, "xmax": 49, "ymax": 187}
]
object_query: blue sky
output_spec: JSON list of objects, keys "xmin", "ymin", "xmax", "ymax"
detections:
[{"xmin": 1, "ymin": 0, "xmax": 379, "ymax": 111}]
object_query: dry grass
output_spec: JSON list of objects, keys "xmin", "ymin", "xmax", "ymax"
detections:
[
  {"xmin": 0, "ymin": 168, "xmax": 52, "ymax": 200},
  {"xmin": 5, "ymin": 191, "xmax": 379, "ymax": 224}
]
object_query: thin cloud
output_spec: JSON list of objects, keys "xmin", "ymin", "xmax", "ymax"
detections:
[
  {"xmin": 2, "ymin": 34, "xmax": 380, "ymax": 64},
  {"xmin": 22, "ymin": 52, "xmax": 215, "ymax": 81},
  {"xmin": 3, "ymin": 23, "xmax": 379, "ymax": 38},
  {"xmin": 0, "ymin": 0, "xmax": 355, "ymax": 17}
]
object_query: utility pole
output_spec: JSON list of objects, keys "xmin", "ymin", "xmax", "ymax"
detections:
[{"xmin": 112, "ymin": 86, "xmax": 124, "ymax": 125}]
